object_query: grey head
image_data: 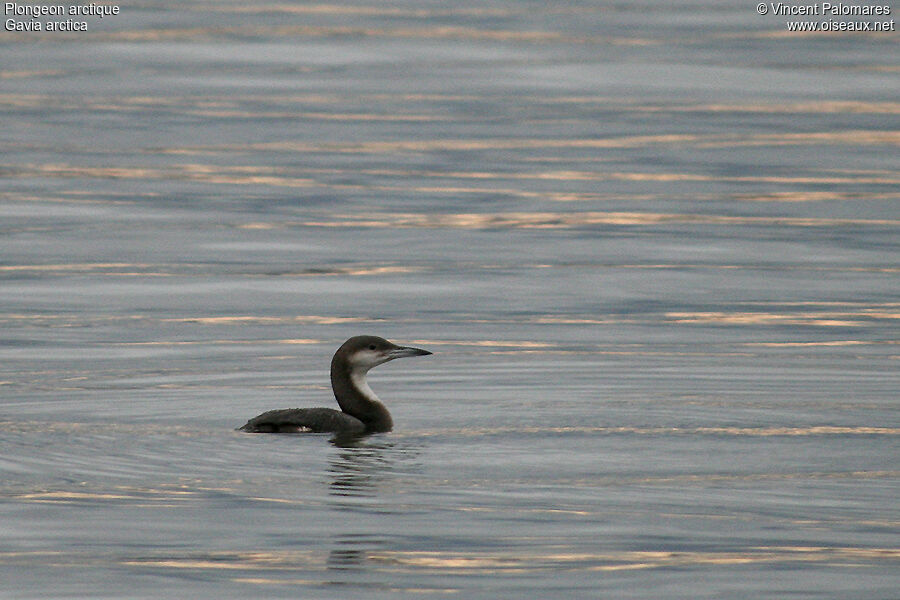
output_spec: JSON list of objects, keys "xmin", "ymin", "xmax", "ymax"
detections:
[
  {"xmin": 330, "ymin": 336, "xmax": 431, "ymax": 432},
  {"xmin": 334, "ymin": 335, "xmax": 432, "ymax": 371}
]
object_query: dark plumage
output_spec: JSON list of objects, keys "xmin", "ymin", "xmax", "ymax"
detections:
[{"xmin": 239, "ymin": 336, "xmax": 431, "ymax": 435}]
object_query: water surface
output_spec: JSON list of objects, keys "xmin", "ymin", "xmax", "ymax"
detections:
[{"xmin": 1, "ymin": 1, "xmax": 898, "ymax": 598}]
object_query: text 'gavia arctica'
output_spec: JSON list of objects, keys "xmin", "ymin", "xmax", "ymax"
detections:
[{"xmin": 239, "ymin": 336, "xmax": 431, "ymax": 434}]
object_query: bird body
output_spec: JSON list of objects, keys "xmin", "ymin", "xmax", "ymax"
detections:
[
  {"xmin": 239, "ymin": 407, "xmax": 365, "ymax": 434},
  {"xmin": 239, "ymin": 336, "xmax": 431, "ymax": 434}
]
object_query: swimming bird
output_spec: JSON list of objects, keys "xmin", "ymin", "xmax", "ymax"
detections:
[{"xmin": 239, "ymin": 335, "xmax": 431, "ymax": 434}]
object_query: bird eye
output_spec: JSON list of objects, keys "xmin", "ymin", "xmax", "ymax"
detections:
[{"xmin": 368, "ymin": 344, "xmax": 376, "ymax": 350}]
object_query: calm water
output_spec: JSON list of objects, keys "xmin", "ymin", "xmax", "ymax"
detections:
[{"xmin": 1, "ymin": 1, "xmax": 899, "ymax": 598}]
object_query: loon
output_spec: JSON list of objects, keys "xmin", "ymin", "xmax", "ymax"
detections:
[{"xmin": 239, "ymin": 335, "xmax": 431, "ymax": 434}]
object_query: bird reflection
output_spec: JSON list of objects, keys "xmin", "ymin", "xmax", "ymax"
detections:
[
  {"xmin": 328, "ymin": 436, "xmax": 396, "ymax": 498},
  {"xmin": 327, "ymin": 534, "xmax": 381, "ymax": 571},
  {"xmin": 324, "ymin": 436, "xmax": 422, "ymax": 573}
]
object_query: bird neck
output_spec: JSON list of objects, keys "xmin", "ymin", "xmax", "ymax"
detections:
[{"xmin": 330, "ymin": 356, "xmax": 393, "ymax": 432}]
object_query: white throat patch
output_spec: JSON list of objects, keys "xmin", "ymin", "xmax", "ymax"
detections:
[{"xmin": 349, "ymin": 369, "xmax": 381, "ymax": 404}]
